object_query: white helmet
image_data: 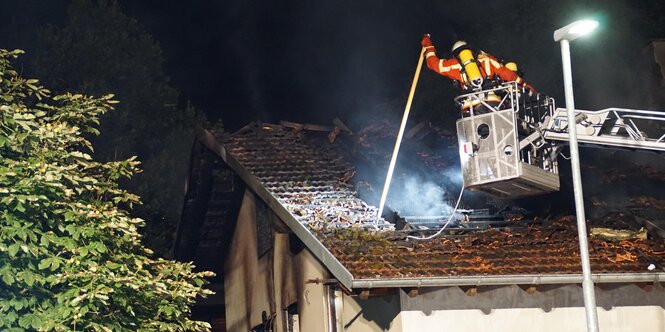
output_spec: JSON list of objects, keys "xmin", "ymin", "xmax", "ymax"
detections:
[{"xmin": 451, "ymin": 40, "xmax": 468, "ymax": 53}]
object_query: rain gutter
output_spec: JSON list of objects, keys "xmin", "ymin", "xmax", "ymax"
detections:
[{"xmin": 352, "ymin": 272, "xmax": 665, "ymax": 289}]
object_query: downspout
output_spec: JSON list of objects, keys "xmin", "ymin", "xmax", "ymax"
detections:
[
  {"xmin": 326, "ymin": 285, "xmax": 343, "ymax": 332},
  {"xmin": 269, "ymin": 247, "xmax": 277, "ymax": 330}
]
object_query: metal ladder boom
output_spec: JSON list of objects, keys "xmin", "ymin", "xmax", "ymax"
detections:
[{"xmin": 542, "ymin": 107, "xmax": 665, "ymax": 153}]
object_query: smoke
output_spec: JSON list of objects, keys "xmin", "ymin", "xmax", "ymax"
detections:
[
  {"xmin": 440, "ymin": 166, "xmax": 463, "ymax": 186},
  {"xmin": 386, "ymin": 175, "xmax": 452, "ymax": 216}
]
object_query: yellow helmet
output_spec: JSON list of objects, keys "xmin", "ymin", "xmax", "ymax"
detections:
[{"xmin": 505, "ymin": 62, "xmax": 518, "ymax": 72}]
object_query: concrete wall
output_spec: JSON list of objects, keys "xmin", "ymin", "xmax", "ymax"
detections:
[{"xmin": 398, "ymin": 284, "xmax": 665, "ymax": 332}]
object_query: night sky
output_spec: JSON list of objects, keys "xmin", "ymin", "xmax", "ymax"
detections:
[
  {"xmin": 114, "ymin": 1, "xmax": 665, "ymax": 131},
  {"xmin": 119, "ymin": 1, "xmax": 464, "ymax": 130},
  {"xmin": 3, "ymin": 1, "xmax": 664, "ymax": 132}
]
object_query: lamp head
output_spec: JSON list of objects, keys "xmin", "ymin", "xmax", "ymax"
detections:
[{"xmin": 553, "ymin": 19, "xmax": 599, "ymax": 42}]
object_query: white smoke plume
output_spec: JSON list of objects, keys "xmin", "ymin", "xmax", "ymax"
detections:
[{"xmin": 387, "ymin": 175, "xmax": 453, "ymax": 216}]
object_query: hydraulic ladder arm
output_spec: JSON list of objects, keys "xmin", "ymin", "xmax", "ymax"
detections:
[{"xmin": 542, "ymin": 108, "xmax": 665, "ymax": 153}]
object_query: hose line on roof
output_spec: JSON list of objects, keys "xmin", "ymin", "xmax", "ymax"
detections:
[{"xmin": 406, "ymin": 182, "xmax": 464, "ymax": 241}]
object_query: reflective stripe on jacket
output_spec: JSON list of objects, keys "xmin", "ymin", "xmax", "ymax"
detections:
[{"xmin": 425, "ymin": 47, "xmax": 522, "ymax": 90}]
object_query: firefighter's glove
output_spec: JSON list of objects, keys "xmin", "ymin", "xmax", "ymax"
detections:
[
  {"xmin": 525, "ymin": 84, "xmax": 537, "ymax": 97},
  {"xmin": 421, "ymin": 34, "xmax": 433, "ymax": 48}
]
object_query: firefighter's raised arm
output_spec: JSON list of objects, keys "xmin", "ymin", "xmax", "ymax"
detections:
[
  {"xmin": 421, "ymin": 34, "xmax": 433, "ymax": 48},
  {"xmin": 420, "ymin": 35, "xmax": 461, "ymax": 81},
  {"xmin": 421, "ymin": 34, "xmax": 438, "ymax": 70}
]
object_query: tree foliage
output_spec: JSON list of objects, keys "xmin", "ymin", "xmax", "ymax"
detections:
[
  {"xmin": 0, "ymin": 49, "xmax": 212, "ymax": 331},
  {"xmin": 8, "ymin": 0, "xmax": 204, "ymax": 257}
]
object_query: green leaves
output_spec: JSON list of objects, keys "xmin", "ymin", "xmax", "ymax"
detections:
[
  {"xmin": 37, "ymin": 259, "xmax": 51, "ymax": 270},
  {"xmin": 6, "ymin": 244, "xmax": 20, "ymax": 257},
  {"xmin": 36, "ymin": 257, "xmax": 60, "ymax": 271},
  {"xmin": 1, "ymin": 273, "xmax": 15, "ymax": 286},
  {"xmin": 0, "ymin": 50, "xmax": 213, "ymax": 331}
]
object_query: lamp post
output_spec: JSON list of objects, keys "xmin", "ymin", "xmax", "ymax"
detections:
[{"xmin": 553, "ymin": 19, "xmax": 600, "ymax": 332}]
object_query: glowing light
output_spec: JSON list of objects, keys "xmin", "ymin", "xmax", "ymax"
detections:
[
  {"xmin": 553, "ymin": 19, "xmax": 599, "ymax": 42},
  {"xmin": 568, "ymin": 20, "xmax": 598, "ymax": 36}
]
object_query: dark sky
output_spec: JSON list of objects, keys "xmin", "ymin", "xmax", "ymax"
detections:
[
  {"xmin": 115, "ymin": 1, "xmax": 665, "ymax": 131},
  {"xmin": 119, "ymin": 1, "xmax": 466, "ymax": 130},
  {"xmin": 4, "ymin": 0, "xmax": 665, "ymax": 131}
]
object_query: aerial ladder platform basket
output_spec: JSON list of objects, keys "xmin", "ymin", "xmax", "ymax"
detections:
[{"xmin": 455, "ymin": 82, "xmax": 665, "ymax": 198}]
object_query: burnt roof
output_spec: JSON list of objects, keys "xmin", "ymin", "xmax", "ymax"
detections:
[
  {"xmin": 223, "ymin": 122, "xmax": 385, "ymax": 229},
  {"xmin": 320, "ymin": 219, "xmax": 665, "ymax": 279},
  {"xmin": 188, "ymin": 121, "xmax": 665, "ymax": 289}
]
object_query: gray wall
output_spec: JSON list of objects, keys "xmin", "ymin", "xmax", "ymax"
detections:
[{"xmin": 398, "ymin": 284, "xmax": 665, "ymax": 331}]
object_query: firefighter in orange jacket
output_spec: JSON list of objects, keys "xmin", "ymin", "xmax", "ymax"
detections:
[{"xmin": 421, "ymin": 35, "xmax": 535, "ymax": 113}]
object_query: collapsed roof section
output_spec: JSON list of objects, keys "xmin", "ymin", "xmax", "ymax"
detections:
[{"xmin": 192, "ymin": 121, "xmax": 665, "ymax": 290}]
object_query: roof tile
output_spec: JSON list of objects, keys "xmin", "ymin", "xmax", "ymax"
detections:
[{"xmin": 223, "ymin": 123, "xmax": 665, "ymax": 280}]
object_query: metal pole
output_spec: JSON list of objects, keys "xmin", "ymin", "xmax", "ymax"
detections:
[
  {"xmin": 560, "ymin": 38, "xmax": 600, "ymax": 332},
  {"xmin": 376, "ymin": 47, "xmax": 425, "ymax": 223}
]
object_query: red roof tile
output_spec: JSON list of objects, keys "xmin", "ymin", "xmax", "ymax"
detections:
[
  {"xmin": 220, "ymin": 122, "xmax": 665, "ymax": 280},
  {"xmin": 318, "ymin": 219, "xmax": 665, "ymax": 279}
]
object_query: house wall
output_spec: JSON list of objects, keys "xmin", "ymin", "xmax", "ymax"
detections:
[
  {"xmin": 271, "ymin": 232, "xmax": 296, "ymax": 332},
  {"xmin": 398, "ymin": 284, "xmax": 665, "ymax": 332},
  {"xmin": 341, "ymin": 293, "xmax": 403, "ymax": 332},
  {"xmin": 224, "ymin": 190, "xmax": 272, "ymax": 331},
  {"xmin": 292, "ymin": 245, "xmax": 331, "ymax": 332},
  {"xmin": 224, "ymin": 189, "xmax": 335, "ymax": 332}
]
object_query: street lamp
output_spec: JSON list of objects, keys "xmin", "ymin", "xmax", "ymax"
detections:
[
  {"xmin": 554, "ymin": 20, "xmax": 599, "ymax": 42},
  {"xmin": 554, "ymin": 19, "xmax": 600, "ymax": 332}
]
